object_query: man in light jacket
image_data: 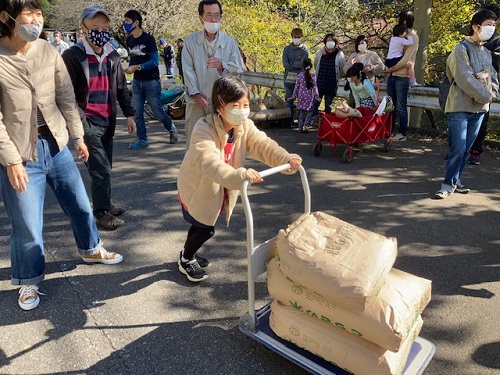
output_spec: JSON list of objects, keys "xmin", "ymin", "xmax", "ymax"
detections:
[{"xmin": 182, "ymin": 0, "xmax": 244, "ymax": 148}]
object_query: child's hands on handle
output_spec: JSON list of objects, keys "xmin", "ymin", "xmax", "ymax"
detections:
[
  {"xmin": 245, "ymin": 168, "xmax": 263, "ymax": 184},
  {"xmin": 286, "ymin": 157, "xmax": 302, "ymax": 173}
]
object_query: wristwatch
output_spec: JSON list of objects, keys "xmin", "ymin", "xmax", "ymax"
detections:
[{"xmin": 137, "ymin": 65, "xmax": 142, "ymax": 70}]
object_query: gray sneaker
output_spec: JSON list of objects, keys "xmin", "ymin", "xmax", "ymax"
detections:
[
  {"xmin": 392, "ymin": 133, "xmax": 407, "ymax": 142},
  {"xmin": 169, "ymin": 130, "xmax": 178, "ymax": 144},
  {"xmin": 455, "ymin": 185, "xmax": 470, "ymax": 194}
]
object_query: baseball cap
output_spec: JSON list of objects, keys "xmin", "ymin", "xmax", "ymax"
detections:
[
  {"xmin": 80, "ymin": 4, "xmax": 110, "ymax": 23},
  {"xmin": 159, "ymin": 38, "xmax": 166, "ymax": 44}
]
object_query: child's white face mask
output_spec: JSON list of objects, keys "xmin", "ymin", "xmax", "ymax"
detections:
[{"xmin": 224, "ymin": 108, "xmax": 250, "ymax": 126}]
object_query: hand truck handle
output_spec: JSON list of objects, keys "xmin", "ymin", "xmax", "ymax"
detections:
[{"xmin": 240, "ymin": 164, "xmax": 311, "ymax": 331}]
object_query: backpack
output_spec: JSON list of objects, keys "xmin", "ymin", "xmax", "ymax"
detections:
[{"xmin": 439, "ymin": 41, "xmax": 472, "ymax": 111}]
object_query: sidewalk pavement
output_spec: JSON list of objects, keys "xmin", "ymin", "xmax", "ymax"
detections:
[{"xmin": 0, "ymin": 117, "xmax": 499, "ymax": 375}]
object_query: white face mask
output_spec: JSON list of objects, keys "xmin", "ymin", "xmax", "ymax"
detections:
[
  {"xmin": 204, "ymin": 21, "xmax": 220, "ymax": 34},
  {"xmin": 8, "ymin": 14, "xmax": 43, "ymax": 42},
  {"xmin": 292, "ymin": 38, "xmax": 302, "ymax": 46},
  {"xmin": 478, "ymin": 25, "xmax": 496, "ymax": 41},
  {"xmin": 326, "ymin": 41, "xmax": 335, "ymax": 49},
  {"xmin": 358, "ymin": 43, "xmax": 367, "ymax": 52},
  {"xmin": 224, "ymin": 108, "xmax": 250, "ymax": 126}
]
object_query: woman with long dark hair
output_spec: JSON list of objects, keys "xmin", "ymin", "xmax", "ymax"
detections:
[
  {"xmin": 287, "ymin": 58, "xmax": 319, "ymax": 132},
  {"xmin": 345, "ymin": 62, "xmax": 377, "ymax": 110}
]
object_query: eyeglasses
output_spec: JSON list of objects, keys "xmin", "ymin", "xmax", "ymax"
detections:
[
  {"xmin": 203, "ymin": 13, "xmax": 221, "ymax": 21},
  {"xmin": 19, "ymin": 10, "xmax": 43, "ymax": 18}
]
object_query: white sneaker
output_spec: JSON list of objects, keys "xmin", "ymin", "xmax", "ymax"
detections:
[
  {"xmin": 434, "ymin": 190, "xmax": 453, "ymax": 199},
  {"xmin": 18, "ymin": 285, "xmax": 44, "ymax": 311},
  {"xmin": 392, "ymin": 133, "xmax": 407, "ymax": 142}
]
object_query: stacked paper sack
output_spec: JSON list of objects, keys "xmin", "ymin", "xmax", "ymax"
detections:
[{"xmin": 268, "ymin": 211, "xmax": 432, "ymax": 375}]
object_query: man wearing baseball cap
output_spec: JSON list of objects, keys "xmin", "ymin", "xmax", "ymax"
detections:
[
  {"xmin": 62, "ymin": 4, "xmax": 136, "ymax": 230},
  {"xmin": 159, "ymin": 38, "xmax": 175, "ymax": 76}
]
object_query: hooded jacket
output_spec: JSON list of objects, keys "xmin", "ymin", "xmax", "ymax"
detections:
[
  {"xmin": 61, "ymin": 41, "xmax": 135, "ymax": 132},
  {"xmin": 0, "ymin": 39, "xmax": 83, "ymax": 167},
  {"xmin": 178, "ymin": 114, "xmax": 301, "ymax": 226},
  {"xmin": 283, "ymin": 42, "xmax": 309, "ymax": 82},
  {"xmin": 445, "ymin": 37, "xmax": 498, "ymax": 114}
]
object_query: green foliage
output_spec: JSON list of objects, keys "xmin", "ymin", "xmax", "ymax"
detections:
[
  {"xmin": 223, "ymin": 3, "xmax": 297, "ymax": 74},
  {"xmin": 426, "ymin": 0, "xmax": 477, "ymax": 83},
  {"xmin": 39, "ymin": 0, "xmax": 52, "ymax": 28}
]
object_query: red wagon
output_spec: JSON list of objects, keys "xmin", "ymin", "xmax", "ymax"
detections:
[{"xmin": 313, "ymin": 108, "xmax": 393, "ymax": 163}]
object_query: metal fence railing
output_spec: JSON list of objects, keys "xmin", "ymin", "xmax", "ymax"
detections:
[{"xmin": 240, "ymin": 71, "xmax": 500, "ymax": 118}]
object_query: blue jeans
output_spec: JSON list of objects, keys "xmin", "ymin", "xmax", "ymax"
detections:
[
  {"xmin": 312, "ymin": 94, "xmax": 335, "ymax": 117},
  {"xmin": 165, "ymin": 64, "xmax": 174, "ymax": 76},
  {"xmin": 132, "ymin": 79, "xmax": 176, "ymax": 141},
  {"xmin": 0, "ymin": 135, "xmax": 102, "ymax": 285},
  {"xmin": 470, "ymin": 111, "xmax": 489, "ymax": 154},
  {"xmin": 284, "ymin": 83, "xmax": 296, "ymax": 123},
  {"xmin": 442, "ymin": 112, "xmax": 484, "ymax": 191},
  {"xmin": 386, "ymin": 75, "xmax": 410, "ymax": 136}
]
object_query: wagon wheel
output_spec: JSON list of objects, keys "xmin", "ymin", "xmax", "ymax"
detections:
[
  {"xmin": 343, "ymin": 147, "xmax": 354, "ymax": 163},
  {"xmin": 313, "ymin": 142, "xmax": 322, "ymax": 156},
  {"xmin": 383, "ymin": 137, "xmax": 393, "ymax": 152}
]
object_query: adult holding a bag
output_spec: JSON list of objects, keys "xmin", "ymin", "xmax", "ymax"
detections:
[
  {"xmin": 313, "ymin": 33, "xmax": 345, "ymax": 114},
  {"xmin": 434, "ymin": 9, "xmax": 498, "ymax": 199},
  {"xmin": 343, "ymin": 35, "xmax": 385, "ymax": 83},
  {"xmin": 282, "ymin": 27, "xmax": 309, "ymax": 126}
]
